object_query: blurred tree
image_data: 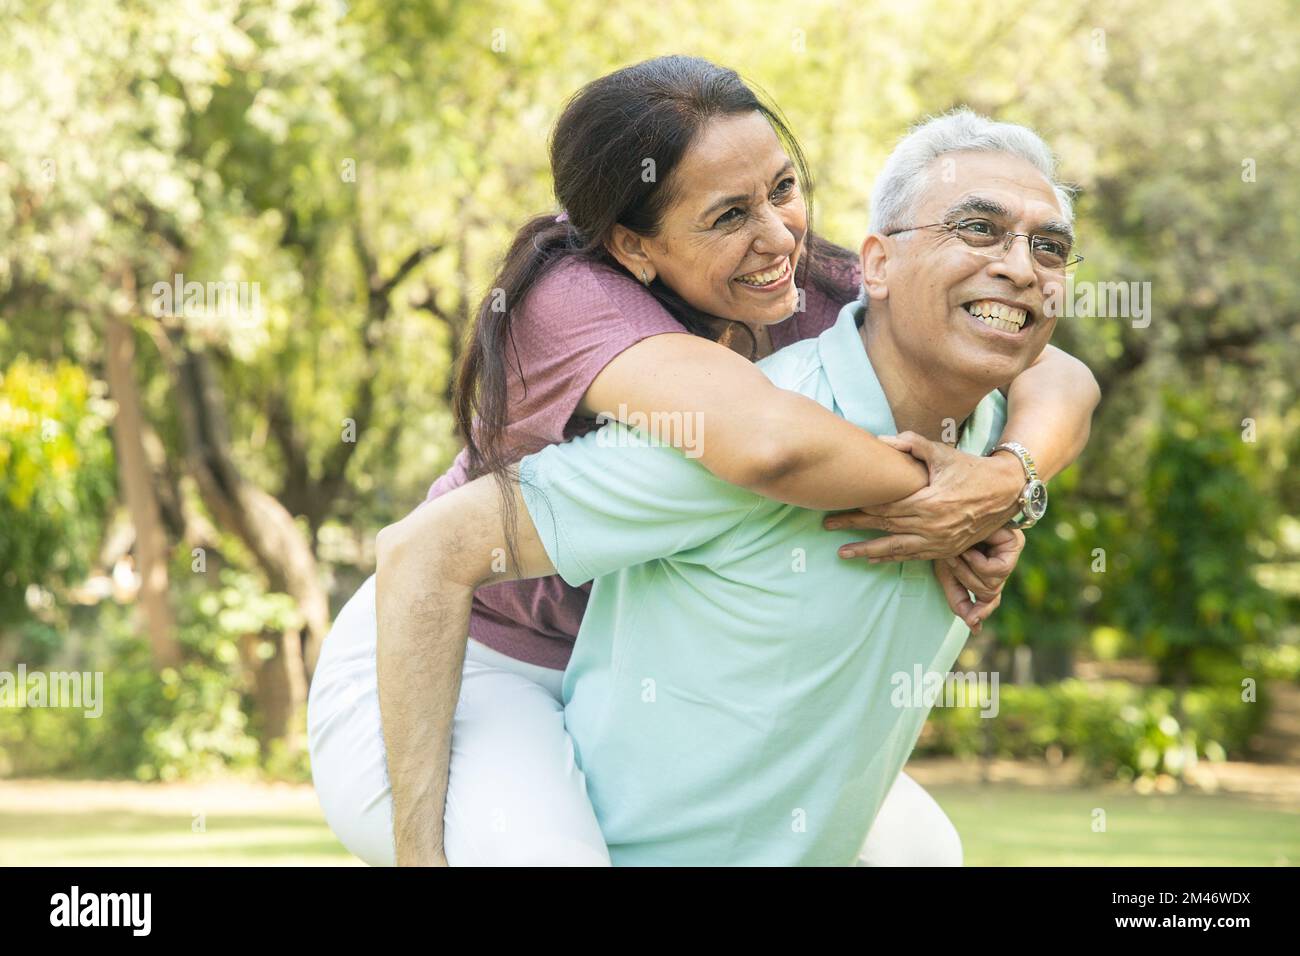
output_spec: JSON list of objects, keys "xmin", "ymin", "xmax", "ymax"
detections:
[
  {"xmin": 1126, "ymin": 390, "xmax": 1280, "ymax": 686},
  {"xmin": 1, "ymin": 0, "xmax": 1296, "ymax": 766}
]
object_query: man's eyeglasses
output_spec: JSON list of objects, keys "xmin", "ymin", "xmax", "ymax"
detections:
[{"xmin": 884, "ymin": 218, "xmax": 1084, "ymax": 273}]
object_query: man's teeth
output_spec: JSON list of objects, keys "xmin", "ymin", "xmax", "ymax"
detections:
[
  {"xmin": 965, "ymin": 299, "xmax": 1028, "ymax": 333},
  {"xmin": 735, "ymin": 259, "xmax": 790, "ymax": 286}
]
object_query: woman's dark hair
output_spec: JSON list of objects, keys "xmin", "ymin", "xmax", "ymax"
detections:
[{"xmin": 454, "ymin": 55, "xmax": 858, "ymax": 491}]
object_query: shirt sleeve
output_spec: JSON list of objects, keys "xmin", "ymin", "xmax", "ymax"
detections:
[
  {"xmin": 424, "ymin": 446, "xmax": 471, "ymax": 502},
  {"xmin": 517, "ymin": 424, "xmax": 764, "ymax": 587},
  {"xmin": 964, "ymin": 389, "xmax": 1010, "ymax": 456}
]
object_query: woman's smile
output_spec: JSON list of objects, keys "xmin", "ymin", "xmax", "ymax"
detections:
[{"xmin": 733, "ymin": 255, "xmax": 794, "ymax": 291}]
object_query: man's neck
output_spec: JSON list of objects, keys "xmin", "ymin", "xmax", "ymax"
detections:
[{"xmin": 859, "ymin": 313, "xmax": 983, "ymax": 443}]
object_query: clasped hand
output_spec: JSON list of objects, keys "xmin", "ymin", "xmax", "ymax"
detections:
[{"xmin": 824, "ymin": 431, "xmax": 1027, "ymax": 633}]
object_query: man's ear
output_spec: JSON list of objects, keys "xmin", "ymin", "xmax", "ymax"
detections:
[
  {"xmin": 605, "ymin": 225, "xmax": 656, "ymax": 284},
  {"xmin": 859, "ymin": 232, "xmax": 890, "ymax": 303}
]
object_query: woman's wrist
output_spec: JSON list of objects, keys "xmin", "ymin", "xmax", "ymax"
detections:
[{"xmin": 986, "ymin": 449, "xmax": 1028, "ymax": 512}]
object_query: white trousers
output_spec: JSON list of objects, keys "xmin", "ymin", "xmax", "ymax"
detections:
[{"xmin": 307, "ymin": 574, "xmax": 963, "ymax": 866}]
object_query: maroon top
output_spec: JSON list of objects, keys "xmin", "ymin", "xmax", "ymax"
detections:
[{"xmin": 420, "ymin": 255, "xmax": 856, "ymax": 668}]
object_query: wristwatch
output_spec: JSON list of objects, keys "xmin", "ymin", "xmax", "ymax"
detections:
[{"xmin": 991, "ymin": 441, "xmax": 1048, "ymax": 529}]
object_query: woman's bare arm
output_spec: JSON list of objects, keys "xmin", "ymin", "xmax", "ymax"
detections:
[
  {"xmin": 581, "ymin": 334, "xmax": 1098, "ymax": 557},
  {"xmin": 582, "ymin": 332, "xmax": 930, "ymax": 508},
  {"xmin": 999, "ymin": 343, "xmax": 1099, "ymax": 480},
  {"xmin": 375, "ymin": 476, "xmax": 553, "ymax": 866}
]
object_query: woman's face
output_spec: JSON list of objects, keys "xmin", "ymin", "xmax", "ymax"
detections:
[{"xmin": 632, "ymin": 111, "xmax": 808, "ymax": 326}]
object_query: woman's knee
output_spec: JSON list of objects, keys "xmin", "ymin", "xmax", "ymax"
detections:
[
  {"xmin": 858, "ymin": 771, "xmax": 963, "ymax": 867},
  {"xmin": 307, "ymin": 669, "xmax": 397, "ymax": 866},
  {"xmin": 441, "ymin": 668, "xmax": 611, "ymax": 867},
  {"xmin": 308, "ymin": 577, "xmax": 397, "ymax": 866}
]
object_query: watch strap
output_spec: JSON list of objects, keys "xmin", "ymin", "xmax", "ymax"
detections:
[
  {"xmin": 992, "ymin": 441, "xmax": 1044, "ymax": 529},
  {"xmin": 992, "ymin": 441, "xmax": 1039, "ymax": 482}
]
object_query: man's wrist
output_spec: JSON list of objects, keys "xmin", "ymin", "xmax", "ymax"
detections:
[{"xmin": 396, "ymin": 834, "xmax": 447, "ymax": 866}]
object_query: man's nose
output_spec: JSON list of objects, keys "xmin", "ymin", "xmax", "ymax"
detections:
[{"xmin": 988, "ymin": 235, "xmax": 1038, "ymax": 287}]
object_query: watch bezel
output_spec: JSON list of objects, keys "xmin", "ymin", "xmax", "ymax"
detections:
[{"xmin": 1019, "ymin": 478, "xmax": 1048, "ymax": 525}]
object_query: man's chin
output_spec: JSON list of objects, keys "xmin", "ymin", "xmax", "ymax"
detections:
[{"xmin": 947, "ymin": 323, "xmax": 1041, "ymax": 384}]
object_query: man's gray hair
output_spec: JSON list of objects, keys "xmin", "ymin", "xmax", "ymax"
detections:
[{"xmin": 867, "ymin": 108, "xmax": 1074, "ymax": 236}]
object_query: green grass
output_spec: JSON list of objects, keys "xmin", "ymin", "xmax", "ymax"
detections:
[
  {"xmin": 1, "ymin": 782, "xmax": 1295, "ymax": 866},
  {"xmin": 926, "ymin": 784, "xmax": 1300, "ymax": 866},
  {"xmin": 0, "ymin": 809, "xmax": 360, "ymax": 867}
]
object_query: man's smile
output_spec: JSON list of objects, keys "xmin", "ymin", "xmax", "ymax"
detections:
[{"xmin": 960, "ymin": 297, "xmax": 1037, "ymax": 336}]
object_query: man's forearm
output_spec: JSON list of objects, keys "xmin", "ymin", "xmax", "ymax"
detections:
[
  {"xmin": 373, "ymin": 476, "xmax": 557, "ymax": 865},
  {"xmin": 375, "ymin": 526, "xmax": 472, "ymax": 867}
]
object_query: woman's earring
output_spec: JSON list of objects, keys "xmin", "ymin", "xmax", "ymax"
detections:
[{"xmin": 639, "ymin": 268, "xmax": 651, "ymax": 287}]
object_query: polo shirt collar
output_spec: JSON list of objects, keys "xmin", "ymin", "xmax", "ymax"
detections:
[
  {"xmin": 817, "ymin": 300, "xmax": 897, "ymax": 436},
  {"xmin": 817, "ymin": 300, "xmax": 992, "ymax": 451}
]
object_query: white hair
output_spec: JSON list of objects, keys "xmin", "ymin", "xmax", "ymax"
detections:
[{"xmin": 867, "ymin": 108, "xmax": 1074, "ymax": 236}]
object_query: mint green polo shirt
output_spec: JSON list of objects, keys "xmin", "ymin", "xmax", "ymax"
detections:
[{"xmin": 517, "ymin": 300, "xmax": 1007, "ymax": 865}]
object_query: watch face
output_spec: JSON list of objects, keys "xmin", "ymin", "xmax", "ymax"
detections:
[{"xmin": 1024, "ymin": 480, "xmax": 1048, "ymax": 520}]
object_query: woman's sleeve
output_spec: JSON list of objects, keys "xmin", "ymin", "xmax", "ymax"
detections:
[
  {"xmin": 423, "ymin": 446, "xmax": 471, "ymax": 502},
  {"xmin": 419, "ymin": 260, "xmax": 683, "ymax": 507},
  {"xmin": 502, "ymin": 259, "xmax": 688, "ymax": 448}
]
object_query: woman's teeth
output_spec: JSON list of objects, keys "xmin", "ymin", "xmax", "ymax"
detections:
[
  {"xmin": 965, "ymin": 299, "xmax": 1028, "ymax": 333},
  {"xmin": 735, "ymin": 258, "xmax": 791, "ymax": 287}
]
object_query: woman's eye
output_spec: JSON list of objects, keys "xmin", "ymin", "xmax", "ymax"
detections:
[
  {"xmin": 771, "ymin": 177, "xmax": 797, "ymax": 200},
  {"xmin": 714, "ymin": 207, "xmax": 745, "ymax": 227}
]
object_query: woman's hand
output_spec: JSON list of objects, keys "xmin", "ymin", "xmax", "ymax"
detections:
[
  {"xmin": 932, "ymin": 528, "xmax": 1026, "ymax": 634},
  {"xmin": 825, "ymin": 431, "xmax": 1024, "ymax": 562}
]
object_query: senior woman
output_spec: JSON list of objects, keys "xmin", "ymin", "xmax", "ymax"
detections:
[{"xmin": 307, "ymin": 55, "xmax": 1098, "ymax": 866}]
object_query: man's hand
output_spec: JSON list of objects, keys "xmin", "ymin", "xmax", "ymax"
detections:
[
  {"xmin": 825, "ymin": 431, "xmax": 1023, "ymax": 562},
  {"xmin": 932, "ymin": 527, "xmax": 1025, "ymax": 634}
]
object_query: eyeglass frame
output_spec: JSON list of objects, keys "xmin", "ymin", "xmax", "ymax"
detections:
[{"xmin": 883, "ymin": 217, "xmax": 1085, "ymax": 273}]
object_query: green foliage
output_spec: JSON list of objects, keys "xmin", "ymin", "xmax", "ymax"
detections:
[
  {"xmin": 995, "ymin": 466, "xmax": 1112, "ymax": 660},
  {"xmin": 0, "ymin": 639, "xmax": 259, "ymax": 781},
  {"xmin": 182, "ymin": 566, "xmax": 304, "ymax": 663},
  {"xmin": 997, "ymin": 385, "xmax": 1287, "ymax": 683},
  {"xmin": 0, "ymin": 568, "xmax": 309, "ymax": 782},
  {"xmin": 917, "ymin": 680, "xmax": 1268, "ymax": 784},
  {"xmin": 0, "ymin": 358, "xmax": 115, "ymax": 628},
  {"xmin": 262, "ymin": 713, "xmax": 314, "ymax": 784},
  {"xmin": 1125, "ymin": 390, "xmax": 1282, "ymax": 682}
]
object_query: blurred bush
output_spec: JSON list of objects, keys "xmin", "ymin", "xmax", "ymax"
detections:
[
  {"xmin": 0, "ymin": 645, "xmax": 259, "ymax": 781},
  {"xmin": 0, "ymin": 565, "xmax": 314, "ymax": 782},
  {"xmin": 917, "ymin": 680, "xmax": 1268, "ymax": 785},
  {"xmin": 0, "ymin": 358, "xmax": 115, "ymax": 629}
]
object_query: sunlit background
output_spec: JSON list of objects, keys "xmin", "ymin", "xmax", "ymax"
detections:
[{"xmin": 1, "ymin": 0, "xmax": 1297, "ymax": 864}]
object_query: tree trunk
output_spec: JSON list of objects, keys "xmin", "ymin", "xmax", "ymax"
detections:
[
  {"xmin": 158, "ymin": 325, "xmax": 332, "ymax": 681},
  {"xmin": 104, "ymin": 312, "xmax": 182, "ymax": 669},
  {"xmin": 241, "ymin": 626, "xmax": 309, "ymax": 753}
]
